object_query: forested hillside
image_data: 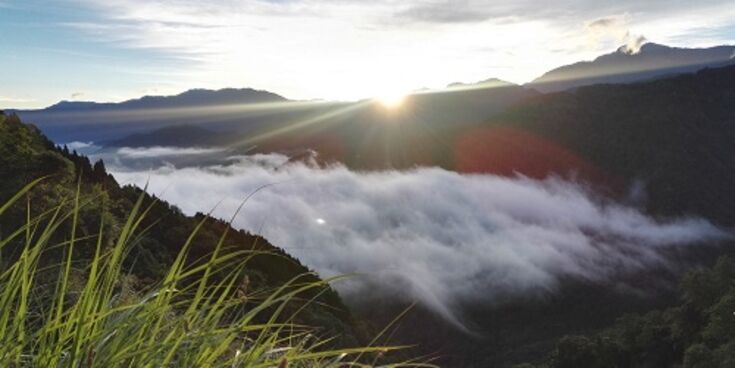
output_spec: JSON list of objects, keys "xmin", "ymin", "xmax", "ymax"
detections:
[
  {"xmin": 489, "ymin": 65, "xmax": 735, "ymax": 224},
  {"xmin": 519, "ymin": 255, "xmax": 735, "ymax": 367},
  {"xmin": 0, "ymin": 111, "xmax": 357, "ymax": 344}
]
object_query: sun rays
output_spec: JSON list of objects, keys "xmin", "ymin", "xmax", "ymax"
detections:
[{"xmin": 376, "ymin": 93, "xmax": 407, "ymax": 109}]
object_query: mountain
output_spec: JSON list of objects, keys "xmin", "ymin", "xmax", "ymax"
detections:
[
  {"xmin": 257, "ymin": 63, "xmax": 735, "ymax": 226},
  {"xmin": 53, "ymin": 64, "xmax": 735, "ymax": 228},
  {"xmin": 21, "ymin": 81, "xmax": 537, "ymax": 153},
  {"xmin": 15, "ymin": 43, "xmax": 735, "ymax": 144},
  {"xmin": 446, "ymin": 77, "xmax": 516, "ymax": 89},
  {"xmin": 527, "ymin": 43, "xmax": 735, "ymax": 93},
  {"xmin": 102, "ymin": 80, "xmax": 538, "ymax": 170},
  {"xmin": 12, "ymin": 88, "xmax": 294, "ymax": 142},
  {"xmin": 23, "ymin": 52, "xmax": 735, "ymax": 226},
  {"xmin": 105, "ymin": 124, "xmax": 234, "ymax": 147},
  {"xmin": 519, "ymin": 255, "xmax": 735, "ymax": 367},
  {"xmin": 45, "ymin": 88, "xmax": 288, "ymax": 112},
  {"xmin": 339, "ymin": 65, "xmax": 735, "ymax": 366},
  {"xmin": 495, "ymin": 64, "xmax": 735, "ymax": 224},
  {"xmin": 244, "ymin": 80, "xmax": 538, "ymax": 168},
  {"xmin": 0, "ymin": 111, "xmax": 358, "ymax": 344},
  {"xmin": 108, "ymin": 66, "xmax": 735, "ymax": 367}
]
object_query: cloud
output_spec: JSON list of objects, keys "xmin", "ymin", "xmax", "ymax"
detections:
[
  {"xmin": 61, "ymin": 0, "xmax": 735, "ymax": 102},
  {"xmin": 71, "ymin": 92, "xmax": 85, "ymax": 100},
  {"xmin": 104, "ymin": 153, "xmax": 729, "ymax": 326},
  {"xmin": 394, "ymin": 1, "xmax": 735, "ymax": 28},
  {"xmin": 62, "ymin": 141, "xmax": 102, "ymax": 155},
  {"xmin": 64, "ymin": 141, "xmax": 96, "ymax": 150},
  {"xmin": 587, "ymin": 16, "xmax": 623, "ymax": 30},
  {"xmin": 0, "ymin": 96, "xmax": 35, "ymax": 103},
  {"xmin": 116, "ymin": 146, "xmax": 226, "ymax": 159},
  {"xmin": 585, "ymin": 14, "xmax": 647, "ymax": 54},
  {"xmin": 88, "ymin": 146, "xmax": 233, "ymax": 171},
  {"xmin": 623, "ymin": 33, "xmax": 648, "ymax": 54},
  {"xmin": 394, "ymin": 1, "xmax": 505, "ymax": 24}
]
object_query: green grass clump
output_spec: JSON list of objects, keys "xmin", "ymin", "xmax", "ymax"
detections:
[{"xmin": 0, "ymin": 180, "xmax": 428, "ymax": 367}]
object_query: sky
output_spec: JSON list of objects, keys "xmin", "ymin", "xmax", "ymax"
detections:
[{"xmin": 1, "ymin": 0, "xmax": 735, "ymax": 108}]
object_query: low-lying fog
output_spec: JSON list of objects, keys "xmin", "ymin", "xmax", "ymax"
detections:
[{"xmin": 83, "ymin": 144, "xmax": 729, "ymax": 326}]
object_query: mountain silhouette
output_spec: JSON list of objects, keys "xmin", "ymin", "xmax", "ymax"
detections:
[
  {"xmin": 15, "ymin": 81, "xmax": 536, "ymax": 145},
  {"xmin": 527, "ymin": 43, "xmax": 735, "ymax": 92},
  {"xmin": 45, "ymin": 88, "xmax": 288, "ymax": 112},
  {"xmin": 12, "ymin": 88, "xmax": 293, "ymax": 142},
  {"xmin": 106, "ymin": 124, "xmax": 231, "ymax": 147}
]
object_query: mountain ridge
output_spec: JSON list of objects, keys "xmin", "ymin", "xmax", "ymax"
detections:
[
  {"xmin": 527, "ymin": 42, "xmax": 735, "ymax": 92},
  {"xmin": 43, "ymin": 87, "xmax": 289, "ymax": 112},
  {"xmin": 13, "ymin": 42, "xmax": 735, "ymax": 115}
]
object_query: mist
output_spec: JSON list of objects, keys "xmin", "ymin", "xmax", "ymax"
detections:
[{"xmin": 99, "ymin": 149, "xmax": 729, "ymax": 324}]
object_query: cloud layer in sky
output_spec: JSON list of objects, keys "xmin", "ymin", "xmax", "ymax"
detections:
[
  {"xmin": 102, "ymin": 150, "xmax": 730, "ymax": 325},
  {"xmin": 71, "ymin": 0, "xmax": 735, "ymax": 100},
  {"xmin": 116, "ymin": 146, "xmax": 225, "ymax": 159},
  {"xmin": 2, "ymin": 0, "xmax": 734, "ymax": 108}
]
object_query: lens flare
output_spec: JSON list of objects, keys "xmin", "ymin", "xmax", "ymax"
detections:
[{"xmin": 376, "ymin": 93, "xmax": 406, "ymax": 108}]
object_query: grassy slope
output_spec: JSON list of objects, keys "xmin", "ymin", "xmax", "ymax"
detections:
[{"xmin": 0, "ymin": 112, "xmax": 416, "ymax": 366}]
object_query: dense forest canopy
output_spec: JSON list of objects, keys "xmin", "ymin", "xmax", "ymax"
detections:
[{"xmin": 518, "ymin": 255, "xmax": 735, "ymax": 367}]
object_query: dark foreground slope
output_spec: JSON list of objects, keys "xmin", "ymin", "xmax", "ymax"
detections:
[{"xmin": 0, "ymin": 111, "xmax": 358, "ymax": 345}]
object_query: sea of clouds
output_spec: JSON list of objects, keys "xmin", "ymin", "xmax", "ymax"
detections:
[{"xmin": 92, "ymin": 147, "xmax": 729, "ymax": 325}]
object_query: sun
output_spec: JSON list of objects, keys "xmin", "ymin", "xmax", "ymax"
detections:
[{"xmin": 376, "ymin": 92, "xmax": 406, "ymax": 108}]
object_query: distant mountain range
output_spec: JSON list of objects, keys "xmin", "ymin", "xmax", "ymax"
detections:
[
  {"xmin": 13, "ymin": 77, "xmax": 538, "ymax": 144},
  {"xmin": 11, "ymin": 42, "xmax": 734, "ymax": 143},
  {"xmin": 105, "ymin": 124, "xmax": 234, "ymax": 147},
  {"xmin": 104, "ymin": 80, "xmax": 539, "ymax": 166},
  {"xmin": 45, "ymin": 88, "xmax": 287, "ymax": 112},
  {"xmin": 446, "ymin": 78, "xmax": 516, "ymax": 89},
  {"xmin": 11, "ymin": 88, "xmax": 303, "ymax": 142},
  {"xmin": 527, "ymin": 43, "xmax": 735, "ymax": 92}
]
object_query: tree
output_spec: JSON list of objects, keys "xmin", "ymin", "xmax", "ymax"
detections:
[
  {"xmin": 683, "ymin": 344, "xmax": 716, "ymax": 368},
  {"xmin": 92, "ymin": 159, "xmax": 107, "ymax": 182}
]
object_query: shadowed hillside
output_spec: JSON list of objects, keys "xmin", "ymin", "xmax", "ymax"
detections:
[
  {"xmin": 518, "ymin": 255, "xmax": 735, "ymax": 367},
  {"xmin": 494, "ymin": 64, "xmax": 735, "ymax": 225},
  {"xmin": 0, "ymin": 111, "xmax": 358, "ymax": 345}
]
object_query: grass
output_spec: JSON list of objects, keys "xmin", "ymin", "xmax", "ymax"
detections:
[{"xmin": 0, "ymin": 180, "xmax": 432, "ymax": 367}]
